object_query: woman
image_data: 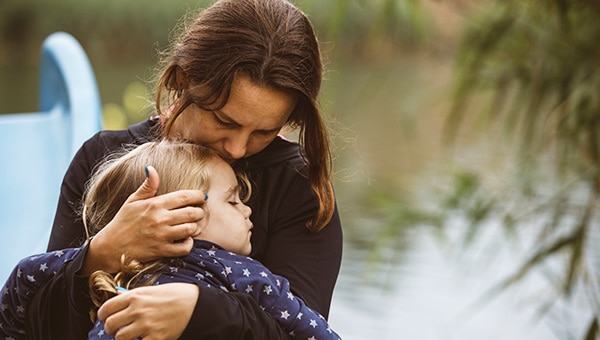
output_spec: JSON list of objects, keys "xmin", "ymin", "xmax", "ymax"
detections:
[{"xmin": 42, "ymin": 0, "xmax": 342, "ymax": 339}]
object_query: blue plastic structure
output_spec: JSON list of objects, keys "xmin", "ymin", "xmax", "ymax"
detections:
[{"xmin": 0, "ymin": 32, "xmax": 102, "ymax": 282}]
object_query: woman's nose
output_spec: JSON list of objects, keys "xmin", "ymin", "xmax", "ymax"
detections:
[{"xmin": 223, "ymin": 135, "xmax": 248, "ymax": 160}]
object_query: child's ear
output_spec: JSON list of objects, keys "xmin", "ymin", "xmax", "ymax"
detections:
[{"xmin": 194, "ymin": 212, "xmax": 209, "ymax": 236}]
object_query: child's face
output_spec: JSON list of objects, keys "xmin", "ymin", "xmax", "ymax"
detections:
[{"xmin": 196, "ymin": 158, "xmax": 253, "ymax": 255}]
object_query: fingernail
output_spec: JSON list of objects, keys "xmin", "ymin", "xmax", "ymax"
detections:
[
  {"xmin": 204, "ymin": 193, "xmax": 209, "ymax": 200},
  {"xmin": 144, "ymin": 165, "xmax": 150, "ymax": 178},
  {"xmin": 116, "ymin": 286, "xmax": 128, "ymax": 293}
]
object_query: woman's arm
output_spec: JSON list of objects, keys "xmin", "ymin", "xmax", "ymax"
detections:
[
  {"xmin": 0, "ymin": 247, "xmax": 90, "ymax": 340},
  {"xmin": 172, "ymin": 145, "xmax": 345, "ymax": 337},
  {"xmin": 187, "ymin": 288, "xmax": 295, "ymax": 340},
  {"xmin": 48, "ymin": 131, "xmax": 99, "ymax": 250},
  {"xmin": 97, "ymin": 284, "xmax": 292, "ymax": 340}
]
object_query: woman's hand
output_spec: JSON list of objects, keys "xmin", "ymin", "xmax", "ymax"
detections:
[
  {"xmin": 97, "ymin": 283, "xmax": 199, "ymax": 340},
  {"xmin": 83, "ymin": 166, "xmax": 207, "ymax": 274}
]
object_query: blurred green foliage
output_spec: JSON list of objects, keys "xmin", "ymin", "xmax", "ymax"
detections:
[
  {"xmin": 0, "ymin": 0, "xmax": 428, "ymax": 65},
  {"xmin": 0, "ymin": 0, "xmax": 211, "ymax": 64},
  {"xmin": 447, "ymin": 0, "xmax": 600, "ymax": 337},
  {"xmin": 300, "ymin": 0, "xmax": 428, "ymax": 56}
]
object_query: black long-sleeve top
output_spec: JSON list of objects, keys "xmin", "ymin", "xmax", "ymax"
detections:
[{"xmin": 41, "ymin": 118, "xmax": 343, "ymax": 339}]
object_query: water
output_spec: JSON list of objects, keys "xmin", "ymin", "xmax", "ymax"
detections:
[{"xmin": 329, "ymin": 222, "xmax": 595, "ymax": 339}]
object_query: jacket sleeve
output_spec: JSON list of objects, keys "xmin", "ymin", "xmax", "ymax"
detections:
[
  {"xmin": 48, "ymin": 132, "xmax": 104, "ymax": 251},
  {"xmin": 0, "ymin": 247, "xmax": 90, "ymax": 340},
  {"xmin": 269, "ymin": 278, "xmax": 342, "ymax": 340},
  {"xmin": 26, "ymin": 245, "xmax": 94, "ymax": 340},
  {"xmin": 180, "ymin": 287, "xmax": 292, "ymax": 340},
  {"xmin": 254, "ymin": 166, "xmax": 344, "ymax": 318}
]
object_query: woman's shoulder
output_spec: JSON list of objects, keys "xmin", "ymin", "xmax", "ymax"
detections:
[
  {"xmin": 79, "ymin": 118, "xmax": 159, "ymax": 158},
  {"xmin": 94, "ymin": 118, "xmax": 159, "ymax": 147}
]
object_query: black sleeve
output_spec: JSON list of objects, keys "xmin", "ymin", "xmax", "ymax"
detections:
[
  {"xmin": 180, "ymin": 287, "xmax": 292, "ymax": 340},
  {"xmin": 263, "ymin": 205, "xmax": 342, "ymax": 318},
  {"xmin": 260, "ymin": 174, "xmax": 343, "ymax": 318},
  {"xmin": 48, "ymin": 132, "xmax": 104, "ymax": 251},
  {"xmin": 243, "ymin": 156, "xmax": 344, "ymax": 319},
  {"xmin": 26, "ymin": 246, "xmax": 95, "ymax": 340}
]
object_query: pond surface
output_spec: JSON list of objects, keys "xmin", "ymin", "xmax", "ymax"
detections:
[{"xmin": 329, "ymin": 222, "xmax": 593, "ymax": 339}]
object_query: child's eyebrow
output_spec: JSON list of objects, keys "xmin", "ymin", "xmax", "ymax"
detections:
[{"xmin": 226, "ymin": 185, "xmax": 240, "ymax": 196}]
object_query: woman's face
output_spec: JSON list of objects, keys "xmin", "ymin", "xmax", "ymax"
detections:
[
  {"xmin": 197, "ymin": 158, "xmax": 253, "ymax": 255},
  {"xmin": 171, "ymin": 74, "xmax": 296, "ymax": 163}
]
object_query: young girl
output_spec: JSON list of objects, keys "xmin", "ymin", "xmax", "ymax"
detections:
[{"xmin": 0, "ymin": 140, "xmax": 341, "ymax": 340}]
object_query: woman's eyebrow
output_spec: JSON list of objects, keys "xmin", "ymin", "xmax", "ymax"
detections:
[{"xmin": 214, "ymin": 110, "xmax": 241, "ymax": 126}]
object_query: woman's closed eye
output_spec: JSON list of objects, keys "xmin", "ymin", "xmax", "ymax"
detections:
[
  {"xmin": 253, "ymin": 128, "xmax": 279, "ymax": 138},
  {"xmin": 214, "ymin": 116, "xmax": 234, "ymax": 128}
]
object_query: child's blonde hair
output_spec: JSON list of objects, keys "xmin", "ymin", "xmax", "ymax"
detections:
[
  {"xmin": 83, "ymin": 139, "xmax": 218, "ymax": 237},
  {"xmin": 83, "ymin": 139, "xmax": 249, "ymax": 320}
]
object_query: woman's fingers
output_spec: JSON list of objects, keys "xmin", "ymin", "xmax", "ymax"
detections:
[
  {"xmin": 98, "ymin": 284, "xmax": 198, "ymax": 340},
  {"xmin": 125, "ymin": 165, "xmax": 207, "ymax": 219},
  {"xmin": 161, "ymin": 235, "xmax": 196, "ymax": 257},
  {"xmin": 97, "ymin": 293, "xmax": 132, "ymax": 333},
  {"xmin": 153, "ymin": 189, "xmax": 208, "ymax": 211},
  {"xmin": 161, "ymin": 204, "xmax": 206, "ymax": 227}
]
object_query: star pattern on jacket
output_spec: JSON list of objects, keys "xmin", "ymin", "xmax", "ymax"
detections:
[
  {"xmin": 88, "ymin": 240, "xmax": 342, "ymax": 339},
  {"xmin": 0, "ymin": 249, "xmax": 81, "ymax": 338}
]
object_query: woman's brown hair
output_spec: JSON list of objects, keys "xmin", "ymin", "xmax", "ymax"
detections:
[{"xmin": 154, "ymin": 0, "xmax": 334, "ymax": 231}]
